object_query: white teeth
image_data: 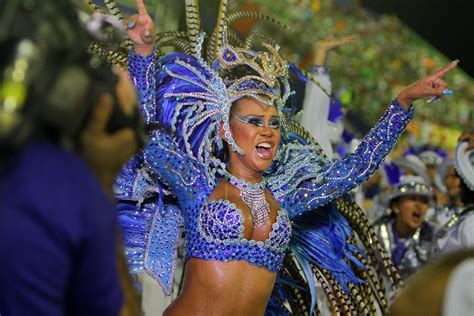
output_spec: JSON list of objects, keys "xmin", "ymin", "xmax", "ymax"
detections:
[{"xmin": 257, "ymin": 142, "xmax": 271, "ymax": 149}]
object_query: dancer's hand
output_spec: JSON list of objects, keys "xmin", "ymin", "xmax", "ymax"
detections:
[
  {"xmin": 126, "ymin": 0, "xmax": 155, "ymax": 56},
  {"xmin": 313, "ymin": 34, "xmax": 358, "ymax": 65},
  {"xmin": 396, "ymin": 60, "xmax": 459, "ymax": 110}
]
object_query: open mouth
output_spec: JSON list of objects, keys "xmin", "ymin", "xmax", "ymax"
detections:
[
  {"xmin": 412, "ymin": 210, "xmax": 422, "ymax": 222},
  {"xmin": 256, "ymin": 142, "xmax": 273, "ymax": 159}
]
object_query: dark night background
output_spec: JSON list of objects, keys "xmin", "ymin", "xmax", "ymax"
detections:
[{"xmin": 361, "ymin": 0, "xmax": 474, "ymax": 78}]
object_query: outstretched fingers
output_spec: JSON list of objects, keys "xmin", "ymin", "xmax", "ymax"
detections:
[
  {"xmin": 330, "ymin": 35, "xmax": 357, "ymax": 48},
  {"xmin": 432, "ymin": 60, "xmax": 459, "ymax": 79},
  {"xmin": 135, "ymin": 0, "xmax": 148, "ymax": 16},
  {"xmin": 424, "ymin": 61, "xmax": 458, "ymax": 98},
  {"xmin": 340, "ymin": 34, "xmax": 359, "ymax": 44},
  {"xmin": 317, "ymin": 34, "xmax": 358, "ymax": 50}
]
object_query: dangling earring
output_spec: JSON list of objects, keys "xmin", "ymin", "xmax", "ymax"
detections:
[{"xmin": 215, "ymin": 133, "xmax": 224, "ymax": 151}]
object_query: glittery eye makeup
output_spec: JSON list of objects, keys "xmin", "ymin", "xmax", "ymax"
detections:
[
  {"xmin": 234, "ymin": 114, "xmax": 281, "ymax": 129},
  {"xmin": 268, "ymin": 117, "xmax": 281, "ymax": 129}
]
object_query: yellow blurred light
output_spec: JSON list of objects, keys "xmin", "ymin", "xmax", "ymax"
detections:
[
  {"xmin": 3, "ymin": 96, "xmax": 19, "ymax": 112},
  {"xmin": 311, "ymin": 0, "xmax": 321, "ymax": 12},
  {"xmin": 12, "ymin": 69, "xmax": 26, "ymax": 82}
]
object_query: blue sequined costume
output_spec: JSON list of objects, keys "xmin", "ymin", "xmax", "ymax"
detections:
[{"xmin": 115, "ymin": 48, "xmax": 414, "ymax": 303}]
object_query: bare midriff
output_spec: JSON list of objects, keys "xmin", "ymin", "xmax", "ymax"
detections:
[{"xmin": 163, "ymin": 258, "xmax": 277, "ymax": 316}]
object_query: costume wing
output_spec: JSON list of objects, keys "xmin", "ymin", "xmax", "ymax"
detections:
[{"xmin": 115, "ymin": 153, "xmax": 183, "ymax": 295}]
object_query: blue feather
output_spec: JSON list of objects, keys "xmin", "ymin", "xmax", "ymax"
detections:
[
  {"xmin": 383, "ymin": 162, "xmax": 402, "ymax": 186},
  {"xmin": 289, "ymin": 63, "xmax": 308, "ymax": 83},
  {"xmin": 289, "ymin": 203, "xmax": 366, "ymax": 294},
  {"xmin": 291, "ymin": 248, "xmax": 318, "ymax": 315},
  {"xmin": 328, "ymin": 98, "xmax": 344, "ymax": 123}
]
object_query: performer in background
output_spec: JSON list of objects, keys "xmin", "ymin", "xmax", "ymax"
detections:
[
  {"xmin": 372, "ymin": 168, "xmax": 435, "ymax": 279},
  {"xmin": 438, "ymin": 131, "xmax": 474, "ymax": 253},
  {"xmin": 296, "ymin": 34, "xmax": 356, "ymax": 160}
]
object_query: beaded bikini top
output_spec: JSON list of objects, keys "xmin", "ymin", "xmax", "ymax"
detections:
[{"xmin": 190, "ymin": 198, "xmax": 292, "ymax": 271}]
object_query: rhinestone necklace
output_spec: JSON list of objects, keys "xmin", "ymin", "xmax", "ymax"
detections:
[{"xmin": 224, "ymin": 171, "xmax": 270, "ymax": 227}]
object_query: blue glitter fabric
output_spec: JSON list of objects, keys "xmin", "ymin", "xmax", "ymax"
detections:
[
  {"xmin": 269, "ymin": 99, "xmax": 414, "ymax": 216},
  {"xmin": 116, "ymin": 49, "xmax": 414, "ymax": 296},
  {"xmin": 114, "ymin": 153, "xmax": 184, "ymax": 295}
]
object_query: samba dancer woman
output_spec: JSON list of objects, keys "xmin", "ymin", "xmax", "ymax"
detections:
[{"xmin": 113, "ymin": 0, "xmax": 458, "ymax": 314}]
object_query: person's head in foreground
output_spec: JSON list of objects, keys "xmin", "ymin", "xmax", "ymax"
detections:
[{"xmin": 390, "ymin": 249, "xmax": 474, "ymax": 316}]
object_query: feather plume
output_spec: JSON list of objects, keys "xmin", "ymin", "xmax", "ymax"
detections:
[{"xmin": 383, "ymin": 162, "xmax": 403, "ymax": 186}]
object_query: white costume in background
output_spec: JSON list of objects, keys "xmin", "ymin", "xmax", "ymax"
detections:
[
  {"xmin": 442, "ymin": 142, "xmax": 474, "ymax": 253},
  {"xmin": 296, "ymin": 66, "xmax": 334, "ymax": 160},
  {"xmin": 442, "ymin": 210, "xmax": 474, "ymax": 254}
]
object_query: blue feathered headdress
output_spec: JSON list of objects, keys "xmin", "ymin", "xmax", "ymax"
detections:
[{"xmin": 149, "ymin": 34, "xmax": 292, "ymax": 182}]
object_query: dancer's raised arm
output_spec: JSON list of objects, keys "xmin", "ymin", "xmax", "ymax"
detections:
[{"xmin": 279, "ymin": 61, "xmax": 458, "ymax": 217}]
